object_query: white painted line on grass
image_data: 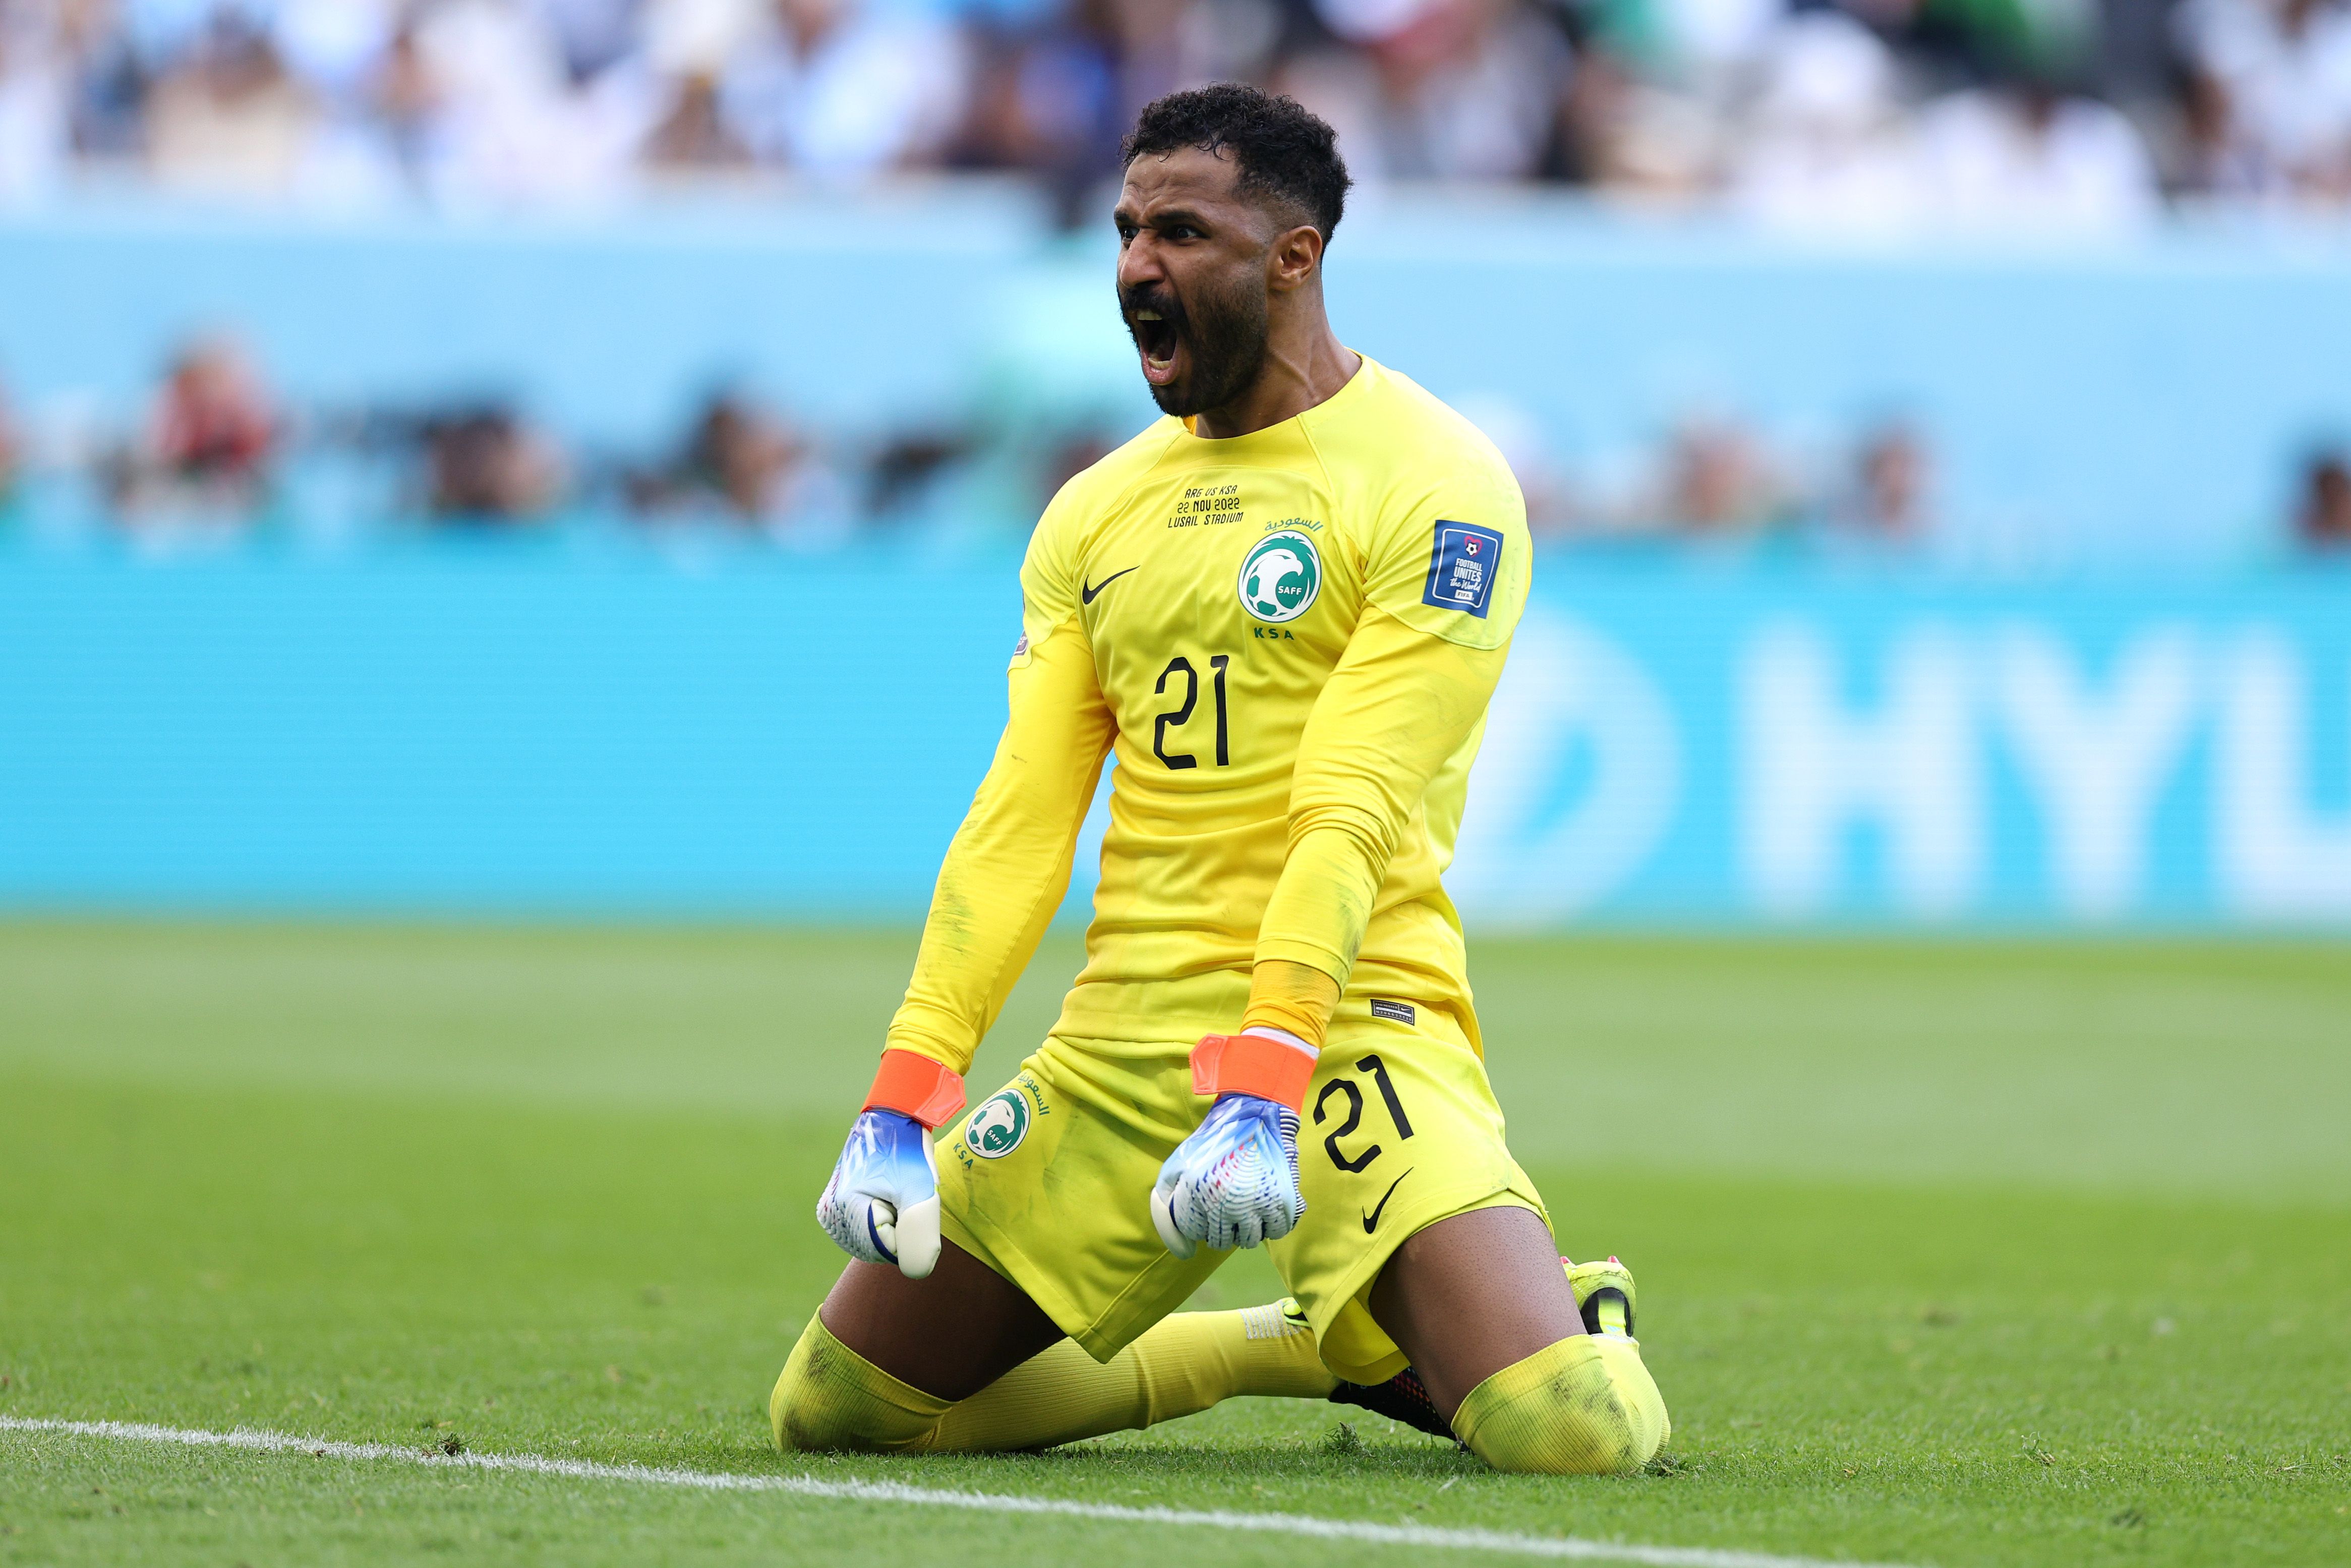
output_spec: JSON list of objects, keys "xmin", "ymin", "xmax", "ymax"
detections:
[{"xmin": 1, "ymin": 1415, "xmax": 1917, "ymax": 1568}]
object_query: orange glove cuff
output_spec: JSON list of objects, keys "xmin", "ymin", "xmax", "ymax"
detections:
[
  {"xmin": 864, "ymin": 1050, "xmax": 967, "ymax": 1129},
  {"xmin": 1190, "ymin": 1033, "xmax": 1317, "ymax": 1113}
]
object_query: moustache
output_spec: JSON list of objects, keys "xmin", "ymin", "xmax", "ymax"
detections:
[{"xmin": 1119, "ymin": 284, "xmax": 1188, "ymax": 335}]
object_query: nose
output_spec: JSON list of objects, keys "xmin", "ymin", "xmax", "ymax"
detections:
[{"xmin": 1117, "ymin": 231, "xmax": 1165, "ymax": 297}]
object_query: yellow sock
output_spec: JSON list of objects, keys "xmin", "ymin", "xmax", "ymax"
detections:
[
  {"xmin": 772, "ymin": 1301, "xmax": 1336, "ymax": 1455},
  {"xmin": 923, "ymin": 1301, "xmax": 1336, "ymax": 1453},
  {"xmin": 1452, "ymin": 1334, "xmax": 1670, "ymax": 1475},
  {"xmin": 769, "ymin": 1316, "xmax": 950, "ymax": 1453}
]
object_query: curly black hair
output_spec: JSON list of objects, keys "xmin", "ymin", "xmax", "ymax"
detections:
[{"xmin": 1122, "ymin": 84, "xmax": 1352, "ymax": 242}]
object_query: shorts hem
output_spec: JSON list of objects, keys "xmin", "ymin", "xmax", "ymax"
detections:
[
  {"xmin": 941, "ymin": 1192, "xmax": 1199, "ymax": 1365},
  {"xmin": 1300, "ymin": 1182, "xmax": 1548, "ymax": 1386}
]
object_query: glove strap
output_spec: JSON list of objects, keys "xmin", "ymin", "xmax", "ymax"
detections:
[
  {"xmin": 1191, "ymin": 1033, "xmax": 1317, "ymax": 1113},
  {"xmin": 864, "ymin": 1050, "xmax": 967, "ymax": 1129}
]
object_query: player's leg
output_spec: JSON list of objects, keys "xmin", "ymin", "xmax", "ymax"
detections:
[
  {"xmin": 1267, "ymin": 1011, "xmax": 1669, "ymax": 1474},
  {"xmin": 1366, "ymin": 1204, "xmax": 1576, "ymax": 1410},
  {"xmin": 1329, "ymin": 1253, "xmax": 1644, "ymax": 1436},
  {"xmin": 1368, "ymin": 1205, "xmax": 1668, "ymax": 1474},
  {"xmin": 920, "ymin": 1297, "xmax": 1333, "ymax": 1451},
  {"xmin": 776, "ymin": 1040, "xmax": 1335, "ymax": 1454},
  {"xmin": 772, "ymin": 1248, "xmax": 1334, "ymax": 1453},
  {"xmin": 770, "ymin": 1239, "xmax": 1063, "ymax": 1451}
]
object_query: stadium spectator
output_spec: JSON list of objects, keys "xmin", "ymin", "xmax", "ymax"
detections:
[
  {"xmin": 1729, "ymin": 11, "xmax": 1923, "ymax": 234},
  {"xmin": 2177, "ymin": 0, "xmax": 2351, "ymax": 202},
  {"xmin": 1914, "ymin": 76, "xmax": 2161, "ymax": 234},
  {"xmin": 57, "ymin": 0, "xmax": 147, "ymax": 160},
  {"xmin": 1840, "ymin": 419, "xmax": 1933, "ymax": 539},
  {"xmin": 1549, "ymin": 43, "xmax": 1720, "ymax": 194},
  {"xmin": 367, "ymin": 15, "xmax": 439, "ymax": 187},
  {"xmin": 628, "ymin": 388, "xmax": 814, "ymax": 522},
  {"xmin": 2297, "ymin": 447, "xmax": 2351, "ymax": 548},
  {"xmin": 1276, "ymin": 0, "xmax": 1572, "ymax": 183},
  {"xmin": 645, "ymin": 70, "xmax": 750, "ymax": 166},
  {"xmin": 0, "ymin": 0, "xmax": 2333, "ymax": 223},
  {"xmin": 0, "ymin": 0, "xmax": 68, "ymax": 203},
  {"xmin": 1653, "ymin": 413, "xmax": 1789, "ymax": 534},
  {"xmin": 144, "ymin": 9, "xmax": 318, "ymax": 196},
  {"xmin": 946, "ymin": 10, "xmax": 1122, "ymax": 221},
  {"xmin": 108, "ymin": 333, "xmax": 278, "ymax": 522},
  {"xmin": 715, "ymin": 0, "xmax": 970, "ymax": 178},
  {"xmin": 420, "ymin": 403, "xmax": 564, "ymax": 521},
  {"xmin": 402, "ymin": 0, "xmax": 651, "ymax": 204}
]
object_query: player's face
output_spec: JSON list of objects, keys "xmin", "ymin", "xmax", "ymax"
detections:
[{"xmin": 1112, "ymin": 149, "xmax": 1276, "ymax": 419}]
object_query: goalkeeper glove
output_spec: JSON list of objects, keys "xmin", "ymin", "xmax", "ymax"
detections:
[
  {"xmin": 816, "ymin": 1050, "xmax": 965, "ymax": 1280},
  {"xmin": 1150, "ymin": 1032, "xmax": 1316, "ymax": 1258}
]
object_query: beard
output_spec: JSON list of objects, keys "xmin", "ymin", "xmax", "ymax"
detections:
[{"xmin": 1120, "ymin": 271, "xmax": 1271, "ymax": 418}]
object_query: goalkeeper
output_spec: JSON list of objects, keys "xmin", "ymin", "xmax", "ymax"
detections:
[{"xmin": 770, "ymin": 83, "xmax": 1669, "ymax": 1475}]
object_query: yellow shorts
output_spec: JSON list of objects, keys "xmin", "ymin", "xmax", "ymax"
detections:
[{"xmin": 933, "ymin": 1004, "xmax": 1548, "ymax": 1386}]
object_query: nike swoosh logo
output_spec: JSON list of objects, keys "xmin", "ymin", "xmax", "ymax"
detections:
[
  {"xmin": 1082, "ymin": 567, "xmax": 1138, "ymax": 604},
  {"xmin": 1361, "ymin": 1168, "xmax": 1414, "ymax": 1234}
]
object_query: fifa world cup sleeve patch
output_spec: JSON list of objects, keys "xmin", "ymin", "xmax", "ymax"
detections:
[{"xmin": 1421, "ymin": 520, "xmax": 1506, "ymax": 618}]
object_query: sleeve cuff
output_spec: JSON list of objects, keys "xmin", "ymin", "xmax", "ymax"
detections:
[
  {"xmin": 1251, "ymin": 938, "xmax": 1350, "ymax": 983},
  {"xmin": 864, "ymin": 1049, "xmax": 968, "ymax": 1129},
  {"xmin": 1190, "ymin": 1033, "xmax": 1318, "ymax": 1112}
]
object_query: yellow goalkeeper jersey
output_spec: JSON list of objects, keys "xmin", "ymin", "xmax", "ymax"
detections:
[{"xmin": 886, "ymin": 354, "xmax": 1530, "ymax": 1071}]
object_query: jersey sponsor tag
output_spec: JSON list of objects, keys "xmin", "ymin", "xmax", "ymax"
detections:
[
  {"xmin": 1369, "ymin": 999, "xmax": 1416, "ymax": 1024},
  {"xmin": 1421, "ymin": 520, "xmax": 1504, "ymax": 618}
]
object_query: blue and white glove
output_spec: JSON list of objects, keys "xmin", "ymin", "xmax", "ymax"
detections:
[
  {"xmin": 817, "ymin": 1108, "xmax": 944, "ymax": 1279},
  {"xmin": 1151, "ymin": 1091, "xmax": 1306, "ymax": 1258}
]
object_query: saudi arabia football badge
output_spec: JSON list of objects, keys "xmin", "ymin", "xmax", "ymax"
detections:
[
  {"xmin": 1238, "ymin": 529, "xmax": 1321, "ymax": 623},
  {"xmin": 964, "ymin": 1089, "xmax": 1030, "ymax": 1159}
]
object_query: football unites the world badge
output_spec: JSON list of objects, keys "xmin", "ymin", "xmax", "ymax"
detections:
[
  {"xmin": 964, "ymin": 1089, "xmax": 1031, "ymax": 1159},
  {"xmin": 1238, "ymin": 530, "xmax": 1322, "ymax": 623}
]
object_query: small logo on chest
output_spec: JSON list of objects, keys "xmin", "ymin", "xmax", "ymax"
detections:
[
  {"xmin": 1238, "ymin": 530, "xmax": 1322, "ymax": 624},
  {"xmin": 1082, "ymin": 566, "xmax": 1137, "ymax": 604}
]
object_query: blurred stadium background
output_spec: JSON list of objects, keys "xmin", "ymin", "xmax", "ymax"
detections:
[
  {"xmin": 3, "ymin": 0, "xmax": 2351, "ymax": 922},
  {"xmin": 5, "ymin": 8, "xmax": 2351, "ymax": 1557}
]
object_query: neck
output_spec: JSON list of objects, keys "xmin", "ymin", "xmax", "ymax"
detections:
[{"xmin": 1192, "ymin": 313, "xmax": 1360, "ymax": 440}]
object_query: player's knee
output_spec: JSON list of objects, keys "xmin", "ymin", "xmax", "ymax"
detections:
[
  {"xmin": 1453, "ymin": 1335, "xmax": 1668, "ymax": 1477},
  {"xmin": 768, "ymin": 1317, "xmax": 947, "ymax": 1455}
]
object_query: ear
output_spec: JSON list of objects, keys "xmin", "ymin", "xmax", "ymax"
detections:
[{"xmin": 1266, "ymin": 222, "xmax": 1325, "ymax": 294}]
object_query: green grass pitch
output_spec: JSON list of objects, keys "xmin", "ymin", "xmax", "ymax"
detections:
[{"xmin": 2, "ymin": 922, "xmax": 2346, "ymax": 1566}]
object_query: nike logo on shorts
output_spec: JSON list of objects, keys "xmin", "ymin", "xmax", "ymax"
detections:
[
  {"xmin": 1082, "ymin": 567, "xmax": 1138, "ymax": 603},
  {"xmin": 1361, "ymin": 1168, "xmax": 1414, "ymax": 1234}
]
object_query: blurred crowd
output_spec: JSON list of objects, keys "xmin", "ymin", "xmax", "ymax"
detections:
[
  {"xmin": 0, "ymin": 0, "xmax": 2349, "ymax": 224},
  {"xmin": 3, "ymin": 333, "xmax": 2345, "ymax": 556}
]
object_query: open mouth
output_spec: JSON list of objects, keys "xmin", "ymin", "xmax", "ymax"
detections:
[{"xmin": 1130, "ymin": 308, "xmax": 1183, "ymax": 387}]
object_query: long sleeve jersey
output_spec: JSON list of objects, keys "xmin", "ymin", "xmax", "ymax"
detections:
[{"xmin": 883, "ymin": 355, "xmax": 1532, "ymax": 1074}]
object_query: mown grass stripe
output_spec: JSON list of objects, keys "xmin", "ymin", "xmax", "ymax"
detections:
[{"xmin": 1, "ymin": 1415, "xmax": 1918, "ymax": 1568}]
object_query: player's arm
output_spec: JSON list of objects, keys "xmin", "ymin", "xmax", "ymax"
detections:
[
  {"xmin": 1246, "ymin": 605, "xmax": 1507, "ymax": 1034},
  {"xmin": 886, "ymin": 620, "xmax": 1113, "ymax": 1076},
  {"xmin": 1248, "ymin": 475, "xmax": 1529, "ymax": 1040},
  {"xmin": 818, "ymin": 513, "xmax": 1113, "ymax": 1277}
]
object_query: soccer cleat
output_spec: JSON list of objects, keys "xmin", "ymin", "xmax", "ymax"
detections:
[
  {"xmin": 1327, "ymin": 1255, "xmax": 1643, "ymax": 1442},
  {"xmin": 1329, "ymin": 1365, "xmax": 1451, "ymax": 1439},
  {"xmin": 1567, "ymin": 1254, "xmax": 1637, "ymax": 1340}
]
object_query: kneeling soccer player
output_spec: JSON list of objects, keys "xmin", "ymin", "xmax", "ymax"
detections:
[{"xmin": 770, "ymin": 84, "xmax": 1669, "ymax": 1475}]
